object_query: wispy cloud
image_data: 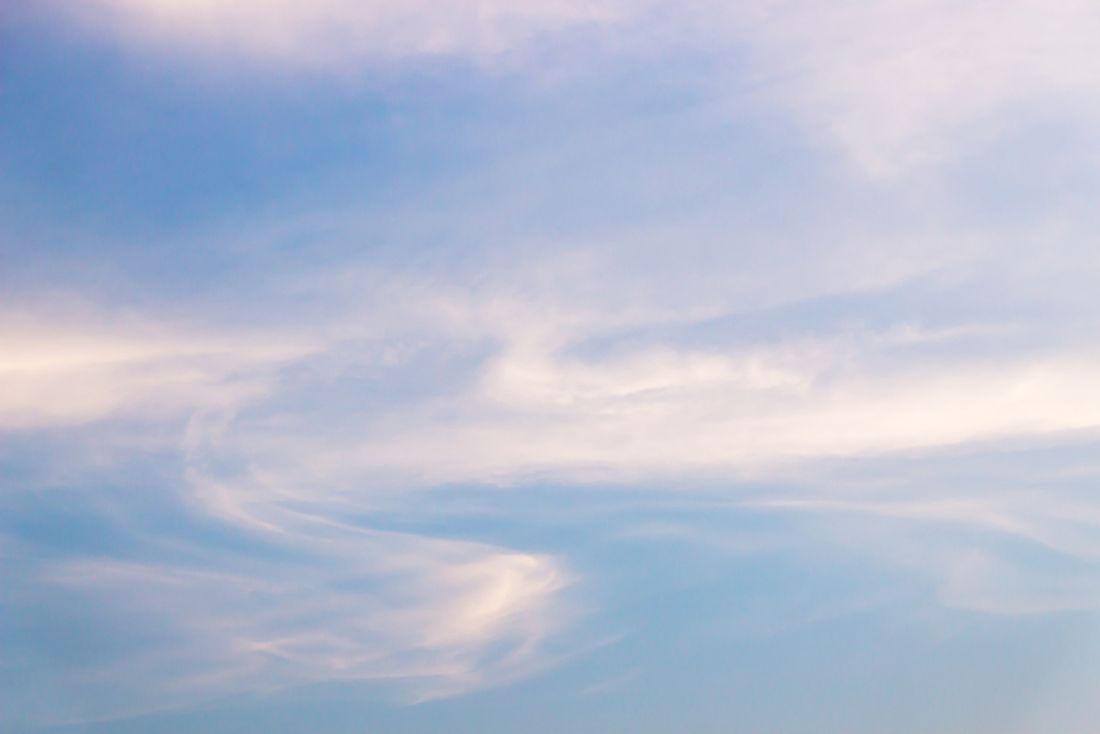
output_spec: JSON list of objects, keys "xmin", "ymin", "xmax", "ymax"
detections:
[
  {"xmin": 7, "ymin": 3, "xmax": 1100, "ymax": 728},
  {"xmin": 32, "ymin": 0, "xmax": 1100, "ymax": 175},
  {"xmin": 0, "ymin": 302, "xmax": 315, "ymax": 431},
  {"xmin": 714, "ymin": 0, "xmax": 1100, "ymax": 174},
  {"xmin": 9, "ymin": 506, "xmax": 569, "ymax": 725},
  {"xmin": 42, "ymin": 0, "xmax": 626, "ymax": 68},
  {"xmin": 163, "ymin": 268, "xmax": 1100, "ymax": 493},
  {"xmin": 9, "ymin": 231, "xmax": 1100, "ymax": 488}
]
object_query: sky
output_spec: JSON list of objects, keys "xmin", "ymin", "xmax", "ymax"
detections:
[{"xmin": 3, "ymin": 1, "xmax": 1100, "ymax": 732}]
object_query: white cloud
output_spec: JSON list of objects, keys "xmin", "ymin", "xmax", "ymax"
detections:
[
  {"xmin": 0, "ymin": 300, "xmax": 578, "ymax": 726},
  {"xmin": 49, "ymin": 0, "xmax": 625, "ymax": 67},
  {"xmin": 10, "ymin": 1, "xmax": 1100, "ymax": 724},
  {"xmin": 0, "ymin": 305, "xmax": 315, "ymax": 430},
  {"xmin": 5, "ymin": 216, "xmax": 1098, "ymax": 720},
  {"xmin": 9, "ymin": 231, "xmax": 1099, "ymax": 491},
  {"xmin": 205, "ymin": 316, "xmax": 1100, "ymax": 492},
  {"xmin": 712, "ymin": 0, "xmax": 1100, "ymax": 173},
  {"xmin": 27, "ymin": 515, "xmax": 568, "ymax": 724},
  {"xmin": 39, "ymin": 0, "xmax": 1100, "ymax": 173},
  {"xmin": 17, "ymin": 260, "xmax": 1099, "ymax": 483}
]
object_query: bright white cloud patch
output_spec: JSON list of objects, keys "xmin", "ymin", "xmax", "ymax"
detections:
[
  {"xmin": 8, "ymin": 239, "xmax": 1100, "ymax": 487},
  {"xmin": 0, "ymin": 306, "xmax": 314, "ymax": 430},
  {"xmin": 360, "ymin": 343, "xmax": 1100, "ymax": 482}
]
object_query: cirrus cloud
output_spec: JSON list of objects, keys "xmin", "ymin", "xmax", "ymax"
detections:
[{"xmin": 45, "ymin": 0, "xmax": 626, "ymax": 67}]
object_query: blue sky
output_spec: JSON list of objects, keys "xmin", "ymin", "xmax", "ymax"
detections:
[{"xmin": 4, "ymin": 1, "xmax": 1100, "ymax": 731}]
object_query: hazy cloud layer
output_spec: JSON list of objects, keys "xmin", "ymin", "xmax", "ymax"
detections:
[
  {"xmin": 34, "ymin": 0, "xmax": 1100, "ymax": 173},
  {"xmin": 6, "ymin": 2, "xmax": 1100, "ymax": 730},
  {"xmin": 715, "ymin": 0, "xmax": 1100, "ymax": 173}
]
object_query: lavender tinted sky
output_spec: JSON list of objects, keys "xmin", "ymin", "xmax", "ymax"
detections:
[{"xmin": 3, "ymin": 1, "xmax": 1100, "ymax": 732}]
